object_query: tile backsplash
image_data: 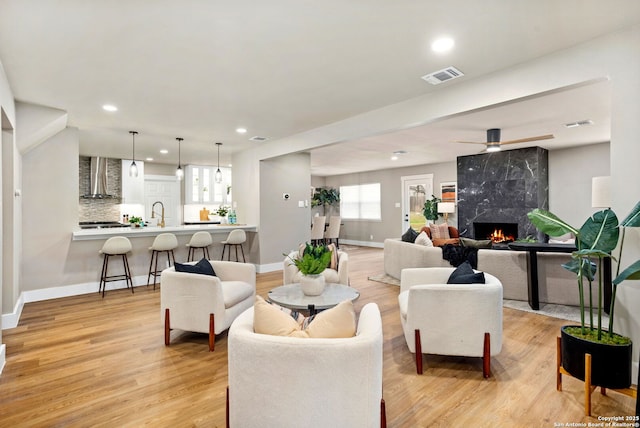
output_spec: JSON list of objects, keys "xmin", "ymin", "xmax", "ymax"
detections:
[{"xmin": 78, "ymin": 156, "xmax": 122, "ymax": 222}]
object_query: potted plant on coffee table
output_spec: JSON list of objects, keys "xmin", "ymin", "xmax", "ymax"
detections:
[
  {"xmin": 287, "ymin": 243, "xmax": 332, "ymax": 296},
  {"xmin": 527, "ymin": 201, "xmax": 640, "ymax": 389}
]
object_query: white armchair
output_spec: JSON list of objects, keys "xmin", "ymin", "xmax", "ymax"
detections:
[
  {"xmin": 160, "ymin": 260, "xmax": 255, "ymax": 351},
  {"xmin": 399, "ymin": 267, "xmax": 503, "ymax": 378},
  {"xmin": 226, "ymin": 302, "xmax": 385, "ymax": 428},
  {"xmin": 283, "ymin": 249, "xmax": 349, "ymax": 285}
]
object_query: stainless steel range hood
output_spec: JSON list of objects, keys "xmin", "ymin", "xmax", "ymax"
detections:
[{"xmin": 82, "ymin": 157, "xmax": 115, "ymax": 198}]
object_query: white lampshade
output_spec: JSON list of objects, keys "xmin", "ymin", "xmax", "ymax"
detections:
[
  {"xmin": 437, "ymin": 202, "xmax": 455, "ymax": 214},
  {"xmin": 591, "ymin": 176, "xmax": 611, "ymax": 208}
]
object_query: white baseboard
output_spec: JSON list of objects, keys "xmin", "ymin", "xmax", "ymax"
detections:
[
  {"xmin": 256, "ymin": 262, "xmax": 283, "ymax": 273},
  {"xmin": 2, "ymin": 275, "xmax": 149, "ymax": 330},
  {"xmin": 341, "ymin": 239, "xmax": 384, "ymax": 248}
]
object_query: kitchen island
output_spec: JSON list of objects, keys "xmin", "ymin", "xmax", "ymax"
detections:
[{"xmin": 72, "ymin": 223, "xmax": 257, "ymax": 241}]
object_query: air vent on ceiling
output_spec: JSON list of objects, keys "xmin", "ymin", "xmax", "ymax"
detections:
[
  {"xmin": 421, "ymin": 66, "xmax": 464, "ymax": 85},
  {"xmin": 249, "ymin": 136, "xmax": 269, "ymax": 142}
]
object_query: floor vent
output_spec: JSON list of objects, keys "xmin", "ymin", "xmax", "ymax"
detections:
[{"xmin": 421, "ymin": 66, "xmax": 464, "ymax": 85}]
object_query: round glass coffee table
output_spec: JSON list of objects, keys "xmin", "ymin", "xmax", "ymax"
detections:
[{"xmin": 268, "ymin": 283, "xmax": 359, "ymax": 315}]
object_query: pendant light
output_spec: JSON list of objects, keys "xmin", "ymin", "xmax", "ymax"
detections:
[
  {"xmin": 175, "ymin": 137, "xmax": 184, "ymax": 180},
  {"xmin": 215, "ymin": 142, "xmax": 223, "ymax": 183},
  {"xmin": 129, "ymin": 131, "xmax": 139, "ymax": 177}
]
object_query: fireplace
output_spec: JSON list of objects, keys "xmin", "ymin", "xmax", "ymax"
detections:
[{"xmin": 474, "ymin": 222, "xmax": 518, "ymax": 243}]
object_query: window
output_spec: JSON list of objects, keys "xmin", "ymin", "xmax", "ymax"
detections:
[{"xmin": 340, "ymin": 183, "xmax": 381, "ymax": 220}]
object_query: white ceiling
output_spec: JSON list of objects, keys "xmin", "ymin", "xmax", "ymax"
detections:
[{"xmin": 0, "ymin": 1, "xmax": 638, "ymax": 175}]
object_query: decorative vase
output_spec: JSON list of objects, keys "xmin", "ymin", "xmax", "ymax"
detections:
[
  {"xmin": 300, "ymin": 274, "xmax": 326, "ymax": 296},
  {"xmin": 560, "ymin": 325, "xmax": 632, "ymax": 389}
]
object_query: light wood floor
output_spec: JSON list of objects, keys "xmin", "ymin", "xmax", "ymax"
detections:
[{"xmin": 0, "ymin": 246, "xmax": 636, "ymax": 427}]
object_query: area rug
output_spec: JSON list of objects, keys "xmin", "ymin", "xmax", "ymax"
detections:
[{"xmin": 367, "ymin": 273, "xmax": 607, "ymax": 324}]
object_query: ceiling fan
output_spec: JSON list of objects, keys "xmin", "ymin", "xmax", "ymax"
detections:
[{"xmin": 455, "ymin": 128, "xmax": 554, "ymax": 152}]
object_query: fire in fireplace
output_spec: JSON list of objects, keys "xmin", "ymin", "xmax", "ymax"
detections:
[{"xmin": 474, "ymin": 222, "xmax": 518, "ymax": 243}]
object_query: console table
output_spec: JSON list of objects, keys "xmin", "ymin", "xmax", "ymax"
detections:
[{"xmin": 508, "ymin": 242, "xmax": 577, "ymax": 310}]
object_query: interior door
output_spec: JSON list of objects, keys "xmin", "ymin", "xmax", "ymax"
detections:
[
  {"xmin": 401, "ymin": 174, "xmax": 433, "ymax": 232},
  {"xmin": 144, "ymin": 176, "xmax": 181, "ymax": 227}
]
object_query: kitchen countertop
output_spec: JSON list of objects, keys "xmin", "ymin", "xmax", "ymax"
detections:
[{"xmin": 72, "ymin": 223, "xmax": 257, "ymax": 241}]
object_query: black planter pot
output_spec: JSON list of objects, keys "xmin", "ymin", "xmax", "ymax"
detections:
[{"xmin": 561, "ymin": 325, "xmax": 632, "ymax": 389}]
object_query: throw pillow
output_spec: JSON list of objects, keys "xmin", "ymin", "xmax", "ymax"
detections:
[
  {"xmin": 401, "ymin": 227, "xmax": 419, "ymax": 243},
  {"xmin": 326, "ymin": 243, "xmax": 338, "ymax": 270},
  {"xmin": 414, "ymin": 231, "xmax": 434, "ymax": 247},
  {"xmin": 429, "ymin": 223, "xmax": 450, "ymax": 239},
  {"xmin": 447, "ymin": 261, "xmax": 485, "ymax": 284},
  {"xmin": 253, "ymin": 296, "xmax": 302, "ymax": 336},
  {"xmin": 459, "ymin": 237, "xmax": 493, "ymax": 249},
  {"xmin": 174, "ymin": 258, "xmax": 216, "ymax": 276},
  {"xmin": 293, "ymin": 300, "xmax": 356, "ymax": 339},
  {"xmin": 432, "ymin": 238, "xmax": 460, "ymax": 247},
  {"xmin": 253, "ymin": 297, "xmax": 357, "ymax": 338}
]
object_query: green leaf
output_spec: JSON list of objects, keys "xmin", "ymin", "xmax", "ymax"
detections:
[
  {"xmin": 562, "ymin": 258, "xmax": 597, "ymax": 281},
  {"xmin": 620, "ymin": 201, "xmax": 640, "ymax": 228},
  {"xmin": 613, "ymin": 259, "xmax": 640, "ymax": 285},
  {"xmin": 527, "ymin": 209, "xmax": 579, "ymax": 237},
  {"xmin": 578, "ymin": 209, "xmax": 619, "ymax": 253}
]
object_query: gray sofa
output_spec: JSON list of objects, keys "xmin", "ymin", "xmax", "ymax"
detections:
[{"xmin": 383, "ymin": 238, "xmax": 585, "ymax": 306}]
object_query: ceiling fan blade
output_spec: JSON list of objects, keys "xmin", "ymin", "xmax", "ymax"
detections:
[
  {"xmin": 454, "ymin": 140, "xmax": 488, "ymax": 145},
  {"xmin": 499, "ymin": 134, "xmax": 554, "ymax": 145}
]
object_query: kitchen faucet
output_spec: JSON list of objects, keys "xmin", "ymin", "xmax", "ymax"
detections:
[{"xmin": 151, "ymin": 201, "xmax": 165, "ymax": 228}]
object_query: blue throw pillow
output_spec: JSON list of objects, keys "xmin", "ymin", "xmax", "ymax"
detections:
[
  {"xmin": 174, "ymin": 258, "xmax": 216, "ymax": 276},
  {"xmin": 447, "ymin": 260, "xmax": 485, "ymax": 284}
]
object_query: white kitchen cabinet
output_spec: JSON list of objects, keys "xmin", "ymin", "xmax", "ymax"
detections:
[
  {"xmin": 121, "ymin": 159, "xmax": 145, "ymax": 204},
  {"xmin": 185, "ymin": 164, "xmax": 231, "ymax": 205}
]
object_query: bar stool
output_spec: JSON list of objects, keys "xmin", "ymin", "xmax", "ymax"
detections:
[
  {"xmin": 221, "ymin": 229, "xmax": 247, "ymax": 262},
  {"xmin": 185, "ymin": 231, "xmax": 213, "ymax": 261},
  {"xmin": 98, "ymin": 236, "xmax": 134, "ymax": 298},
  {"xmin": 147, "ymin": 233, "xmax": 178, "ymax": 289}
]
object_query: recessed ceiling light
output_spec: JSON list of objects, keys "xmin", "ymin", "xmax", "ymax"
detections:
[
  {"xmin": 236, "ymin": 127, "xmax": 247, "ymax": 134},
  {"xmin": 391, "ymin": 156, "xmax": 399, "ymax": 161},
  {"xmin": 146, "ymin": 157, "xmax": 154, "ymax": 161},
  {"xmin": 160, "ymin": 149, "xmax": 168, "ymax": 154},
  {"xmin": 228, "ymin": 163, "xmax": 232, "ymax": 167},
  {"xmin": 102, "ymin": 104, "xmax": 118, "ymax": 112},
  {"xmin": 431, "ymin": 37, "xmax": 455, "ymax": 53}
]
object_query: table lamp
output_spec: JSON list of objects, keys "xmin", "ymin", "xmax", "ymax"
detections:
[{"xmin": 438, "ymin": 202, "xmax": 455, "ymax": 223}]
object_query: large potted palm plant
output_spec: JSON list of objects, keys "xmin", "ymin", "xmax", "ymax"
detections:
[{"xmin": 527, "ymin": 201, "xmax": 640, "ymax": 388}]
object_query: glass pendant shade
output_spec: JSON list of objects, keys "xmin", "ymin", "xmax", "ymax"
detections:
[
  {"xmin": 129, "ymin": 131, "xmax": 138, "ymax": 177},
  {"xmin": 176, "ymin": 137, "xmax": 184, "ymax": 181},
  {"xmin": 215, "ymin": 142, "xmax": 223, "ymax": 183}
]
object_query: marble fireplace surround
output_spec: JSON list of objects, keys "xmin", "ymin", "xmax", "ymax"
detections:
[{"xmin": 457, "ymin": 147, "xmax": 548, "ymax": 241}]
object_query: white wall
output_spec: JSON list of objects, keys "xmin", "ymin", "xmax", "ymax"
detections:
[
  {"xmin": 259, "ymin": 153, "xmax": 311, "ymax": 266},
  {"xmin": 21, "ymin": 128, "xmax": 78, "ymax": 292}
]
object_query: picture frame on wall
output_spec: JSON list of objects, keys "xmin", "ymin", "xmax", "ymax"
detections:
[{"xmin": 440, "ymin": 182, "xmax": 457, "ymax": 203}]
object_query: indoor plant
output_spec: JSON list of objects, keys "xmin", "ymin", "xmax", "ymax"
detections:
[
  {"xmin": 527, "ymin": 201, "xmax": 640, "ymax": 388},
  {"xmin": 422, "ymin": 195, "xmax": 442, "ymax": 225},
  {"xmin": 286, "ymin": 243, "xmax": 332, "ymax": 296},
  {"xmin": 311, "ymin": 187, "xmax": 340, "ymax": 216},
  {"xmin": 129, "ymin": 216, "xmax": 144, "ymax": 228}
]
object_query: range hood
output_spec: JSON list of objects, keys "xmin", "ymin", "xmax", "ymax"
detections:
[{"xmin": 82, "ymin": 157, "xmax": 115, "ymax": 198}]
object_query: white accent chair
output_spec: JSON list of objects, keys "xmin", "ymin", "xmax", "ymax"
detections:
[
  {"xmin": 399, "ymin": 267, "xmax": 503, "ymax": 378},
  {"xmin": 283, "ymin": 249, "xmax": 349, "ymax": 285},
  {"xmin": 226, "ymin": 303, "xmax": 385, "ymax": 428},
  {"xmin": 160, "ymin": 260, "xmax": 255, "ymax": 351}
]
